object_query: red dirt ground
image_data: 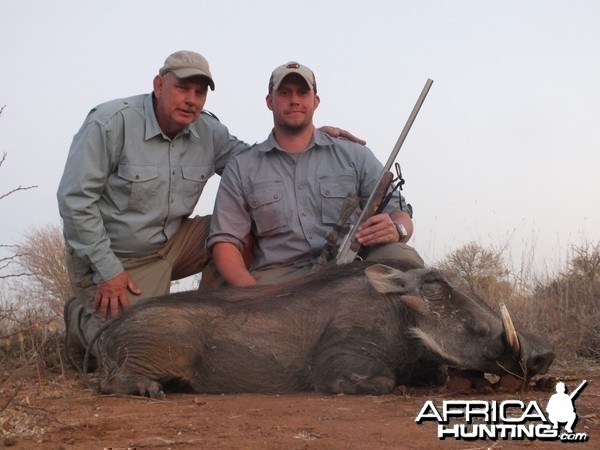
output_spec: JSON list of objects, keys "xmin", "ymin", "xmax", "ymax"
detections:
[{"xmin": 1, "ymin": 363, "xmax": 598, "ymax": 449}]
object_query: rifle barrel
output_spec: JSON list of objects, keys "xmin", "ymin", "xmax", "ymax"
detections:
[
  {"xmin": 336, "ymin": 78, "xmax": 433, "ymax": 264},
  {"xmin": 382, "ymin": 78, "xmax": 434, "ymax": 171}
]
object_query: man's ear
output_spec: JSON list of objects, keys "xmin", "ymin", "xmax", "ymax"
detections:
[
  {"xmin": 153, "ymin": 75, "xmax": 163, "ymax": 98},
  {"xmin": 314, "ymin": 94, "xmax": 320, "ymax": 110},
  {"xmin": 266, "ymin": 94, "xmax": 274, "ymax": 111}
]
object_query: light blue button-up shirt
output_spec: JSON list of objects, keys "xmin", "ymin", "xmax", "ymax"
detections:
[
  {"xmin": 57, "ymin": 93, "xmax": 249, "ymax": 283},
  {"xmin": 207, "ymin": 130, "xmax": 408, "ymax": 270}
]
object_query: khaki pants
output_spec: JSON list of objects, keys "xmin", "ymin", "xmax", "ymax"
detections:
[
  {"xmin": 251, "ymin": 242, "xmax": 425, "ymax": 285},
  {"xmin": 64, "ymin": 215, "xmax": 212, "ymax": 364}
]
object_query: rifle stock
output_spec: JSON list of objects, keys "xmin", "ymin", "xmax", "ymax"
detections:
[
  {"xmin": 336, "ymin": 172, "xmax": 393, "ymax": 263},
  {"xmin": 311, "ymin": 193, "xmax": 360, "ymax": 273},
  {"xmin": 335, "ymin": 78, "xmax": 433, "ymax": 265}
]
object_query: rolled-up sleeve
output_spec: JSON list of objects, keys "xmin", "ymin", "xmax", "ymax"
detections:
[{"xmin": 206, "ymin": 158, "xmax": 251, "ymax": 252}]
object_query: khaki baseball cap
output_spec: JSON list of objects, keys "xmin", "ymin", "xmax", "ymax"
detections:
[
  {"xmin": 268, "ymin": 61, "xmax": 317, "ymax": 93},
  {"xmin": 159, "ymin": 50, "xmax": 215, "ymax": 90}
]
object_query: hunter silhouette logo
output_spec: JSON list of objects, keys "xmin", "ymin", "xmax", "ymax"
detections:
[
  {"xmin": 415, "ymin": 379, "xmax": 589, "ymax": 442},
  {"xmin": 546, "ymin": 380, "xmax": 587, "ymax": 434}
]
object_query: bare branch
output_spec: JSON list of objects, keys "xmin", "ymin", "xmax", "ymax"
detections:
[
  {"xmin": 0, "ymin": 184, "xmax": 38, "ymax": 201},
  {"xmin": 0, "ymin": 248, "xmax": 30, "ymax": 278},
  {"xmin": 1, "ymin": 148, "xmax": 39, "ymax": 200},
  {"xmin": 0, "ymin": 272, "xmax": 34, "ymax": 280}
]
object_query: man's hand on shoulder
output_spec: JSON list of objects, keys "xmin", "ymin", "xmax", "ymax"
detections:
[{"xmin": 319, "ymin": 126, "xmax": 366, "ymax": 145}]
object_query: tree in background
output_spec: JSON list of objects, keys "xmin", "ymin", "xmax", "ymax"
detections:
[
  {"xmin": 437, "ymin": 241, "xmax": 513, "ymax": 306},
  {"xmin": 13, "ymin": 225, "xmax": 72, "ymax": 315}
]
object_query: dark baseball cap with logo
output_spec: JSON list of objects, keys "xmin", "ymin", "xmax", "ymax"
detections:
[{"xmin": 268, "ymin": 61, "xmax": 317, "ymax": 93}]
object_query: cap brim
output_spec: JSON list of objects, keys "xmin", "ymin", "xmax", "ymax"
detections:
[
  {"xmin": 272, "ymin": 72, "xmax": 314, "ymax": 92},
  {"xmin": 171, "ymin": 69, "xmax": 215, "ymax": 90}
]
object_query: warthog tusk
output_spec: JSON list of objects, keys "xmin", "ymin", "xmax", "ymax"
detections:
[{"xmin": 499, "ymin": 303, "xmax": 521, "ymax": 356}]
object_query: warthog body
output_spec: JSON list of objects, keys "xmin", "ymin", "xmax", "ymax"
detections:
[{"xmin": 91, "ymin": 260, "xmax": 554, "ymax": 398}]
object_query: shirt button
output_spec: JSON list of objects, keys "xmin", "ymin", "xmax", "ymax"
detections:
[
  {"xmin": 273, "ymin": 194, "xmax": 279, "ymax": 200},
  {"xmin": 301, "ymin": 212, "xmax": 307, "ymax": 217},
  {"xmin": 135, "ymin": 175, "xmax": 140, "ymax": 180},
  {"xmin": 172, "ymin": 170, "xmax": 176, "ymax": 176}
]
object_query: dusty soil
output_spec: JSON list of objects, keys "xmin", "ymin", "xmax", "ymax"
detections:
[{"xmin": 1, "ymin": 363, "xmax": 599, "ymax": 449}]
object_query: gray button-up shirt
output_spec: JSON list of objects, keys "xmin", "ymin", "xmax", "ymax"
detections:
[
  {"xmin": 207, "ymin": 130, "xmax": 408, "ymax": 270},
  {"xmin": 57, "ymin": 93, "xmax": 249, "ymax": 283}
]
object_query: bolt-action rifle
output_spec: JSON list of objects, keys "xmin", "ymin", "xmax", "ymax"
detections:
[{"xmin": 316, "ymin": 79, "xmax": 433, "ymax": 268}]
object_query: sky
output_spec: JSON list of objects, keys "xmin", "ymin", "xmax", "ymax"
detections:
[{"xmin": 1, "ymin": 0, "xmax": 599, "ymax": 280}]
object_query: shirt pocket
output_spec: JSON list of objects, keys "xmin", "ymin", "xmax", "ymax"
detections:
[
  {"xmin": 117, "ymin": 164, "xmax": 159, "ymax": 213},
  {"xmin": 181, "ymin": 165, "xmax": 212, "ymax": 211},
  {"xmin": 247, "ymin": 181, "xmax": 287, "ymax": 235},
  {"xmin": 319, "ymin": 176, "xmax": 357, "ymax": 225}
]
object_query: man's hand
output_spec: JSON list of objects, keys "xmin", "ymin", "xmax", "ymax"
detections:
[
  {"xmin": 93, "ymin": 270, "xmax": 141, "ymax": 320},
  {"xmin": 355, "ymin": 213, "xmax": 400, "ymax": 246},
  {"xmin": 319, "ymin": 126, "xmax": 366, "ymax": 145}
]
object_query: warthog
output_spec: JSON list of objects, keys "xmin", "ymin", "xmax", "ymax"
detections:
[{"xmin": 88, "ymin": 260, "xmax": 554, "ymax": 398}]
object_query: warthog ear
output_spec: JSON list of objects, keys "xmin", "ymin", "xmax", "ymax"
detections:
[{"xmin": 365, "ymin": 264, "xmax": 413, "ymax": 294}]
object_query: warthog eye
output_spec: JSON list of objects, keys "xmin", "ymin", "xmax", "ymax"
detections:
[
  {"xmin": 421, "ymin": 280, "xmax": 448, "ymax": 301},
  {"xmin": 469, "ymin": 321, "xmax": 490, "ymax": 336}
]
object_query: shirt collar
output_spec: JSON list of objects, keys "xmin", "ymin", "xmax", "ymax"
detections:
[{"xmin": 261, "ymin": 129, "xmax": 331, "ymax": 153}]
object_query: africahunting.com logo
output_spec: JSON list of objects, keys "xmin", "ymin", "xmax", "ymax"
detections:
[{"xmin": 416, "ymin": 380, "xmax": 589, "ymax": 443}]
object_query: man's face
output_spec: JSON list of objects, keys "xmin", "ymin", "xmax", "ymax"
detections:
[
  {"xmin": 266, "ymin": 74, "xmax": 320, "ymax": 132},
  {"xmin": 153, "ymin": 73, "xmax": 209, "ymax": 137}
]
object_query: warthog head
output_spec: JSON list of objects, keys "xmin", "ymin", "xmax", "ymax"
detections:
[{"xmin": 365, "ymin": 264, "xmax": 554, "ymax": 380}]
